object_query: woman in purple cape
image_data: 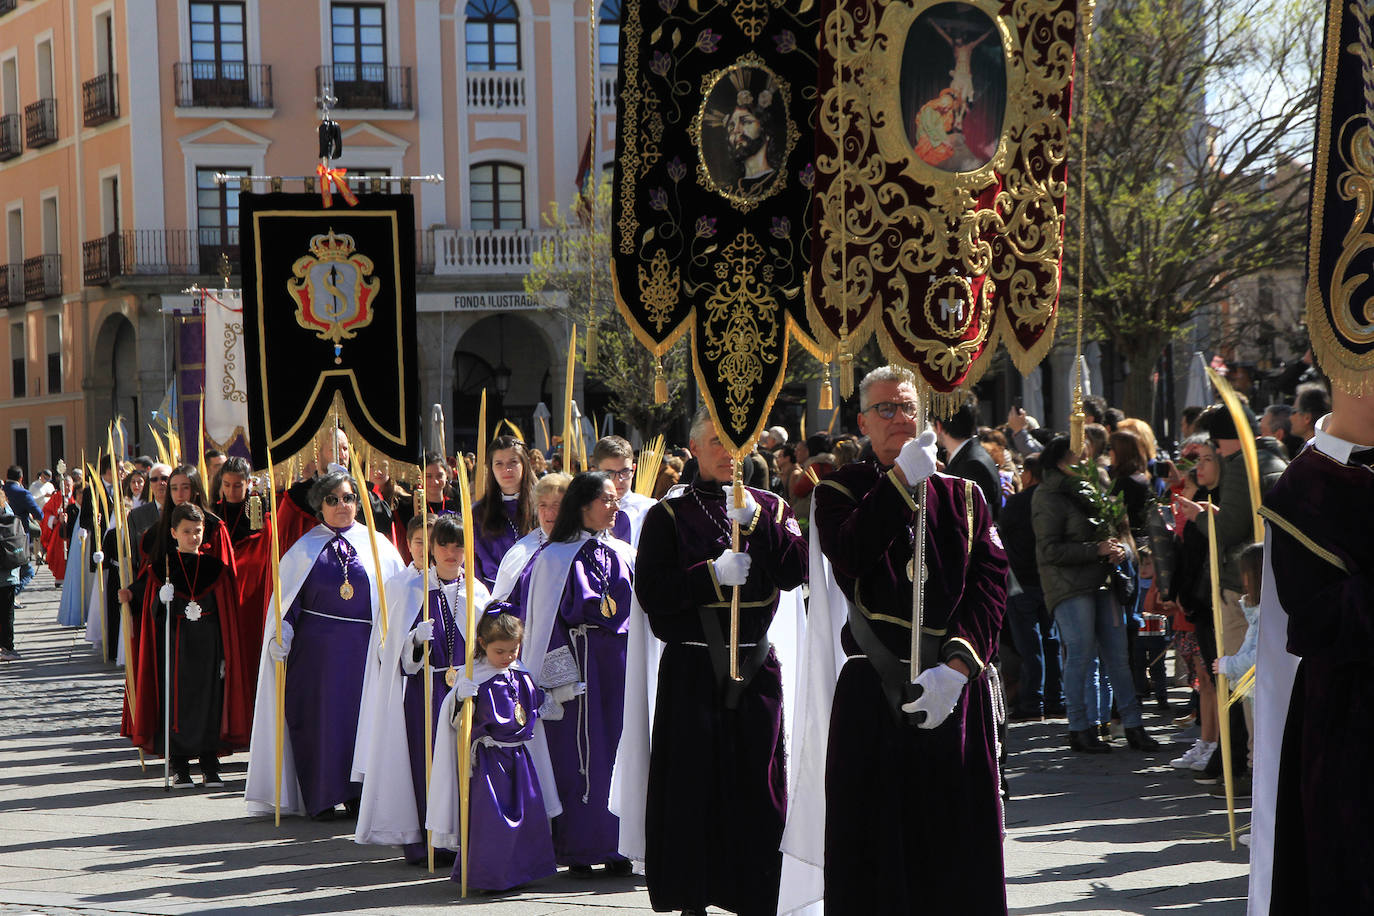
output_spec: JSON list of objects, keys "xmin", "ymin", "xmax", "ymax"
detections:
[
  {"xmin": 518, "ymin": 471, "xmax": 635, "ymax": 874},
  {"xmin": 471, "ymin": 436, "xmax": 536, "ymax": 590}
]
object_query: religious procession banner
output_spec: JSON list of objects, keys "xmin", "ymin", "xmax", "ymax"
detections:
[
  {"xmin": 808, "ymin": 0, "xmax": 1076, "ymax": 405},
  {"xmin": 201, "ymin": 287, "xmax": 250, "ymax": 450},
  {"xmin": 1306, "ymin": 0, "xmax": 1374, "ymax": 395},
  {"xmin": 612, "ymin": 0, "xmax": 824, "ymax": 455},
  {"xmin": 239, "ymin": 192, "xmax": 420, "ymax": 466}
]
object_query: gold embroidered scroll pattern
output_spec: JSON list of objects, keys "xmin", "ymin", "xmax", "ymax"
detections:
[
  {"xmin": 702, "ymin": 230, "xmax": 782, "ymax": 429},
  {"xmin": 638, "ymin": 248, "xmax": 682, "ymax": 334},
  {"xmin": 1329, "ymin": 116, "xmax": 1374, "ymax": 347}
]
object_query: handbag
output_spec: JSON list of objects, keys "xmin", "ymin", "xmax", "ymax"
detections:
[{"xmin": 1110, "ymin": 557, "xmax": 1139, "ymax": 608}]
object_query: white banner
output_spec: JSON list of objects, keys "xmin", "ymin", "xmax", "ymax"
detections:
[{"xmin": 202, "ymin": 288, "xmax": 250, "ymax": 448}]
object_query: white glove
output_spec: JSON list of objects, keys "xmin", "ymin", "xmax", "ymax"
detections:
[
  {"xmin": 713, "ymin": 550, "xmax": 752, "ymax": 587},
  {"xmin": 267, "ymin": 620, "xmax": 294, "ymax": 663},
  {"xmin": 550, "ymin": 681, "xmax": 586, "ymax": 704},
  {"xmin": 46, "ymin": 516, "xmax": 56, "ymax": 530},
  {"xmin": 722, "ymin": 485, "xmax": 759, "ymax": 527},
  {"xmin": 159, "ymin": 582, "xmax": 176, "ymax": 604},
  {"xmin": 410, "ymin": 620, "xmax": 434, "ymax": 646},
  {"xmin": 538, "ymin": 693, "xmax": 565, "ymax": 721},
  {"xmin": 452, "ymin": 675, "xmax": 478, "ymax": 699},
  {"xmin": 901, "ymin": 663, "xmax": 968, "ymax": 729},
  {"xmin": 92, "ymin": 551, "xmax": 105, "ymax": 566},
  {"xmin": 895, "ymin": 431, "xmax": 938, "ymax": 487}
]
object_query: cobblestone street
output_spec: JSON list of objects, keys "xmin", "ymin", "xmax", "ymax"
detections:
[{"xmin": 0, "ymin": 569, "xmax": 1249, "ymax": 914}]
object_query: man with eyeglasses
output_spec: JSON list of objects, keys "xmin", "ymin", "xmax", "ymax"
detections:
[
  {"xmin": 276, "ymin": 426, "xmax": 395, "ymax": 554},
  {"xmin": 594, "ymin": 436, "xmax": 655, "ymax": 548},
  {"xmin": 633, "ymin": 407, "xmax": 807, "ymax": 916},
  {"xmin": 809, "ymin": 364, "xmax": 1009, "ymax": 912},
  {"xmin": 125, "ymin": 463, "xmax": 172, "ymax": 572}
]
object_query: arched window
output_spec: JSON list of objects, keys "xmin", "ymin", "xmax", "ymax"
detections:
[
  {"xmin": 598, "ymin": 0, "xmax": 621, "ymax": 69},
  {"xmin": 465, "ymin": 0, "xmax": 520, "ymax": 71},
  {"xmin": 469, "ymin": 162, "xmax": 525, "ymax": 230}
]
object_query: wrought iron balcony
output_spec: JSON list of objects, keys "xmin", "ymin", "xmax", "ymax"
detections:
[
  {"xmin": 2, "ymin": 263, "xmax": 25, "ymax": 307},
  {"xmin": 0, "ymin": 1, "xmax": 16, "ymax": 16},
  {"xmin": 174, "ymin": 61, "xmax": 273, "ymax": 109},
  {"xmin": 83, "ymin": 73, "xmax": 119, "ymax": 126},
  {"xmin": 316, "ymin": 64, "xmax": 412, "ymax": 111},
  {"xmin": 24, "ymin": 99, "xmax": 57, "ymax": 148},
  {"xmin": 83, "ymin": 234, "xmax": 122, "ymax": 286},
  {"xmin": 0, "ymin": 114, "xmax": 20, "ymax": 161},
  {"xmin": 23, "ymin": 254, "xmax": 61, "ymax": 300},
  {"xmin": 104, "ymin": 229, "xmax": 238, "ymax": 278}
]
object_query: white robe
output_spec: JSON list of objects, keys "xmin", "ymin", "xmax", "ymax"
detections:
[
  {"xmin": 490, "ymin": 529, "xmax": 545, "ymax": 602},
  {"xmin": 243, "ymin": 522, "xmax": 406, "ymax": 818},
  {"xmin": 356, "ymin": 564, "xmax": 490, "ymax": 847},
  {"xmin": 617, "ymin": 491, "xmax": 656, "ymax": 547}
]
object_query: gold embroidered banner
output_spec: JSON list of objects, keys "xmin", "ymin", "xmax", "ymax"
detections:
[
  {"xmin": 612, "ymin": 0, "xmax": 823, "ymax": 455},
  {"xmin": 1306, "ymin": 0, "xmax": 1374, "ymax": 394},
  {"xmin": 808, "ymin": 0, "xmax": 1076, "ymax": 402}
]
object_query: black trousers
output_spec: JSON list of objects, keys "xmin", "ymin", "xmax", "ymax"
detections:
[{"xmin": 0, "ymin": 584, "xmax": 14, "ymax": 650}]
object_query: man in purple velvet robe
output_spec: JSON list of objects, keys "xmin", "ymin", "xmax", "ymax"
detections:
[
  {"xmin": 1260, "ymin": 397, "xmax": 1374, "ymax": 910},
  {"xmin": 635, "ymin": 409, "xmax": 807, "ymax": 916},
  {"xmin": 813, "ymin": 366, "xmax": 1008, "ymax": 913}
]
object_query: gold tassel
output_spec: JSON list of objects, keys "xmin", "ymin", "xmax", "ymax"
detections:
[
  {"xmin": 653, "ymin": 358, "xmax": 667, "ymax": 404},
  {"xmin": 837, "ymin": 335, "xmax": 856, "ymax": 398},
  {"xmin": 1069, "ymin": 405, "xmax": 1086, "ymax": 455},
  {"xmin": 585, "ymin": 324, "xmax": 598, "ymax": 369},
  {"xmin": 819, "ymin": 363, "xmax": 834, "ymax": 411},
  {"xmin": 248, "ymin": 493, "xmax": 264, "ymax": 531}
]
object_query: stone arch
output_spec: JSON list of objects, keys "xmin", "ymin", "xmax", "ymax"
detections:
[{"xmin": 451, "ymin": 311, "xmax": 555, "ymax": 450}]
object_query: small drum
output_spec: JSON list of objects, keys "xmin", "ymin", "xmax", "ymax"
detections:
[{"xmin": 1140, "ymin": 613, "xmax": 1169, "ymax": 635}]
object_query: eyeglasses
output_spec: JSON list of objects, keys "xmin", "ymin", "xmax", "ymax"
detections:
[
  {"xmin": 149, "ymin": 476, "xmax": 167, "ymax": 483},
  {"xmin": 864, "ymin": 400, "xmax": 920, "ymax": 420},
  {"xmin": 323, "ymin": 493, "xmax": 359, "ymax": 506},
  {"xmin": 605, "ymin": 468, "xmax": 634, "ymax": 481},
  {"xmin": 599, "ymin": 495, "xmax": 621, "ymax": 507}
]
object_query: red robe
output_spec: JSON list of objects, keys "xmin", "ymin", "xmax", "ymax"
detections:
[
  {"xmin": 40, "ymin": 492, "xmax": 69, "ymax": 581},
  {"xmin": 276, "ymin": 483, "xmax": 319, "ymax": 556},
  {"xmin": 216, "ymin": 500, "xmax": 273, "ymax": 692},
  {"xmin": 121, "ymin": 516, "xmax": 245, "ymax": 752}
]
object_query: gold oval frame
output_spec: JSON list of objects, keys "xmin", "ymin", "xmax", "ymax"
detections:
[
  {"xmin": 872, "ymin": 0, "xmax": 1022, "ymax": 200},
  {"xmin": 689, "ymin": 52, "xmax": 800, "ymax": 214}
]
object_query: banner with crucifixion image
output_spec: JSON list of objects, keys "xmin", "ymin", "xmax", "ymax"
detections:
[
  {"xmin": 239, "ymin": 192, "xmax": 420, "ymax": 466},
  {"xmin": 611, "ymin": 0, "xmax": 824, "ymax": 454},
  {"xmin": 808, "ymin": 0, "xmax": 1077, "ymax": 406}
]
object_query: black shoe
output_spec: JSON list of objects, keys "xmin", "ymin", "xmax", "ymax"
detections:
[
  {"xmin": 1098, "ymin": 724, "xmax": 1116, "ymax": 743},
  {"xmin": 1044, "ymin": 705, "xmax": 1067, "ymax": 718},
  {"xmin": 310, "ymin": 807, "xmax": 340, "ymax": 821},
  {"xmin": 1193, "ymin": 773, "xmax": 1221, "ymax": 786},
  {"xmin": 202, "ymin": 769, "xmax": 224, "ymax": 789},
  {"xmin": 171, "ymin": 770, "xmax": 195, "ymax": 789},
  {"xmin": 1209, "ymin": 774, "xmax": 1253, "ymax": 798},
  {"xmin": 343, "ymin": 797, "xmax": 361, "ymax": 818},
  {"xmin": 1124, "ymin": 726, "xmax": 1162, "ymax": 751},
  {"xmin": 603, "ymin": 860, "xmax": 633, "ymax": 877},
  {"xmin": 1069, "ymin": 729, "xmax": 1112, "ymax": 754},
  {"xmin": 568, "ymin": 865, "xmax": 596, "ymax": 878},
  {"xmin": 1009, "ymin": 709, "xmax": 1044, "ymax": 723}
]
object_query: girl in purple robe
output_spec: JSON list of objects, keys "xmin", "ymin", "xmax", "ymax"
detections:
[
  {"xmin": 523, "ymin": 471, "xmax": 634, "ymax": 875},
  {"xmin": 471, "ymin": 436, "xmax": 536, "ymax": 590},
  {"xmin": 450, "ymin": 611, "xmax": 560, "ymax": 892}
]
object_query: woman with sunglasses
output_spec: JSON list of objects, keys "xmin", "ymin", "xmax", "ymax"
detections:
[
  {"xmin": 516, "ymin": 471, "xmax": 635, "ymax": 876},
  {"xmin": 245, "ymin": 469, "xmax": 407, "ymax": 820}
]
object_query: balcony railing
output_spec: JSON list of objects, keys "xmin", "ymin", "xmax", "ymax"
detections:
[
  {"xmin": 24, "ymin": 99, "xmax": 57, "ymax": 148},
  {"xmin": 316, "ymin": 64, "xmax": 412, "ymax": 111},
  {"xmin": 0, "ymin": 114, "xmax": 20, "ymax": 161},
  {"xmin": 599, "ymin": 69, "xmax": 618, "ymax": 112},
  {"xmin": 83, "ymin": 73, "xmax": 119, "ymax": 126},
  {"xmin": 432, "ymin": 228, "xmax": 564, "ymax": 275},
  {"xmin": 83, "ymin": 234, "xmax": 122, "ymax": 285},
  {"xmin": 174, "ymin": 61, "xmax": 273, "ymax": 109},
  {"xmin": 0, "ymin": 1, "xmax": 16, "ymax": 16},
  {"xmin": 466, "ymin": 71, "xmax": 526, "ymax": 110},
  {"xmin": 2, "ymin": 263, "xmax": 25, "ymax": 307},
  {"xmin": 104, "ymin": 229, "xmax": 238, "ymax": 277},
  {"xmin": 23, "ymin": 254, "xmax": 61, "ymax": 300}
]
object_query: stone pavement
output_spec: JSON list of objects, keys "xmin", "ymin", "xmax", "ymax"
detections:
[{"xmin": 0, "ymin": 568, "xmax": 1250, "ymax": 914}]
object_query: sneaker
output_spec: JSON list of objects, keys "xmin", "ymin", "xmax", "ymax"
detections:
[
  {"xmin": 1193, "ymin": 773, "xmax": 1221, "ymax": 786},
  {"xmin": 171, "ymin": 771, "xmax": 195, "ymax": 789},
  {"xmin": 1170, "ymin": 739, "xmax": 1210, "ymax": 770},
  {"xmin": 0, "ymin": 648, "xmax": 20, "ymax": 661},
  {"xmin": 202, "ymin": 770, "xmax": 225, "ymax": 789},
  {"xmin": 1239, "ymin": 833, "xmax": 1252, "ymax": 847}
]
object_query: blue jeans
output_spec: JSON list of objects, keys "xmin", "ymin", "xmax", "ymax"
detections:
[
  {"xmin": 16, "ymin": 562, "xmax": 33, "ymax": 596},
  {"xmin": 1054, "ymin": 589, "xmax": 1142, "ymax": 733},
  {"xmin": 1005, "ymin": 586, "xmax": 1064, "ymax": 713},
  {"xmin": 1085, "ymin": 655, "xmax": 1113, "ymax": 725}
]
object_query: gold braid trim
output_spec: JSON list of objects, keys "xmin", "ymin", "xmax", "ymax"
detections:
[{"xmin": 1256, "ymin": 505, "xmax": 1350, "ymax": 574}]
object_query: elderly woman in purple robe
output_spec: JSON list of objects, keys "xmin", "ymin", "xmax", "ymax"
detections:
[
  {"xmin": 244, "ymin": 470, "xmax": 407, "ymax": 820},
  {"xmin": 471, "ymin": 436, "xmax": 537, "ymax": 590},
  {"xmin": 517, "ymin": 471, "xmax": 636, "ymax": 875}
]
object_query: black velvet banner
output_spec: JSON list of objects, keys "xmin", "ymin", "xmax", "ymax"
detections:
[
  {"xmin": 612, "ymin": 0, "xmax": 823, "ymax": 455},
  {"xmin": 1306, "ymin": 0, "xmax": 1374, "ymax": 394},
  {"xmin": 240, "ymin": 192, "xmax": 419, "ymax": 466}
]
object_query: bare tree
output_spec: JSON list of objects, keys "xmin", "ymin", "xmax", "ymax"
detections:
[{"xmin": 1065, "ymin": 0, "xmax": 1319, "ymax": 417}]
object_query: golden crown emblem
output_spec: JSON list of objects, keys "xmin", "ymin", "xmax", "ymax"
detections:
[{"xmin": 306, "ymin": 228, "xmax": 357, "ymax": 262}]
